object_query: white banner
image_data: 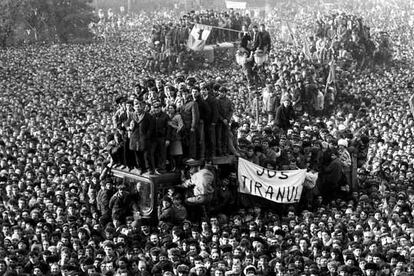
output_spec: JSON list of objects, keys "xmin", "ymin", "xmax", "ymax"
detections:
[
  {"xmin": 238, "ymin": 158, "xmax": 306, "ymax": 204},
  {"xmin": 225, "ymin": 1, "xmax": 247, "ymax": 9},
  {"xmin": 187, "ymin": 24, "xmax": 213, "ymax": 51}
]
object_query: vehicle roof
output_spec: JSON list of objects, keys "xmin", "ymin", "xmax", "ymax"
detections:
[{"xmin": 111, "ymin": 167, "xmax": 181, "ymax": 186}]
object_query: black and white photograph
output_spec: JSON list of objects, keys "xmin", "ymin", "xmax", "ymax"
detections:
[{"xmin": 0, "ymin": 0, "xmax": 413, "ymax": 275}]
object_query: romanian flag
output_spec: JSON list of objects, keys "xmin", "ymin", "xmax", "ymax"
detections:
[
  {"xmin": 302, "ymin": 36, "xmax": 312, "ymax": 60},
  {"xmin": 325, "ymin": 60, "xmax": 336, "ymax": 94},
  {"xmin": 286, "ymin": 21, "xmax": 298, "ymax": 46},
  {"xmin": 326, "ymin": 61, "xmax": 336, "ymax": 84},
  {"xmin": 225, "ymin": 1, "xmax": 247, "ymax": 9},
  {"xmin": 187, "ymin": 24, "xmax": 213, "ymax": 51}
]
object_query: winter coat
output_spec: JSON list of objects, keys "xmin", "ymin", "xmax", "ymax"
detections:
[
  {"xmin": 181, "ymin": 99, "xmax": 199, "ymax": 130},
  {"xmin": 129, "ymin": 112, "xmax": 154, "ymax": 151}
]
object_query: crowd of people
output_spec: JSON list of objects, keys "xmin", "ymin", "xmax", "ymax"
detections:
[
  {"xmin": 1, "ymin": 0, "xmax": 414, "ymax": 275},
  {"xmin": 90, "ymin": 8, "xmax": 251, "ymax": 74}
]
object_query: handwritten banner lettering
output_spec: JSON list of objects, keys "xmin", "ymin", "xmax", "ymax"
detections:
[{"xmin": 238, "ymin": 158, "xmax": 306, "ymax": 204}]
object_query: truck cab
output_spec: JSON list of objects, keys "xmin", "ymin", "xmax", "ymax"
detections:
[
  {"xmin": 110, "ymin": 167, "xmax": 181, "ymax": 223},
  {"xmin": 109, "ymin": 156, "xmax": 237, "ymax": 223}
]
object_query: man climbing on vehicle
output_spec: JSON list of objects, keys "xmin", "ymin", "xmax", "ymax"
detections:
[{"xmin": 181, "ymin": 159, "xmax": 215, "ymax": 205}]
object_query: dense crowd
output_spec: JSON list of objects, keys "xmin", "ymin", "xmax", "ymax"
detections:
[
  {"xmin": 91, "ymin": 8, "xmax": 249, "ymax": 74},
  {"xmin": 1, "ymin": 1, "xmax": 414, "ymax": 276}
]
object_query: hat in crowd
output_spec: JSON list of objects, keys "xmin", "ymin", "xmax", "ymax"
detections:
[
  {"xmin": 185, "ymin": 158, "xmax": 202, "ymax": 167},
  {"xmin": 287, "ymin": 263, "xmax": 296, "ymax": 270},
  {"xmin": 150, "ymin": 247, "xmax": 161, "ymax": 256},
  {"xmin": 243, "ymin": 265, "xmax": 257, "ymax": 275},
  {"xmin": 338, "ymin": 265, "xmax": 352, "ymax": 273},
  {"xmin": 338, "ymin": 124, "xmax": 346, "ymax": 131},
  {"xmin": 338, "ymin": 139, "xmax": 348, "ymax": 147},
  {"xmin": 219, "ymin": 87, "xmax": 227, "ymax": 93},
  {"xmin": 162, "ymin": 196, "xmax": 172, "ymax": 204},
  {"xmin": 177, "ymin": 264, "xmax": 189, "ymax": 273},
  {"xmin": 195, "ymin": 265, "xmax": 207, "ymax": 272},
  {"xmin": 365, "ymin": 263, "xmax": 378, "ymax": 271},
  {"xmin": 397, "ymin": 192, "xmax": 407, "ymax": 199},
  {"xmin": 274, "ymin": 229, "xmax": 286, "ymax": 237},
  {"xmin": 281, "ymin": 94, "xmax": 291, "ymax": 102},
  {"xmin": 153, "ymin": 101, "xmax": 162, "ymax": 108}
]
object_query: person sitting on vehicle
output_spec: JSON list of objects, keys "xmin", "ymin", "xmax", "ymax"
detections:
[{"xmin": 182, "ymin": 159, "xmax": 214, "ymax": 205}]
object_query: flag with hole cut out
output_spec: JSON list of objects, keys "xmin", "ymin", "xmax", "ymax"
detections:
[{"xmin": 187, "ymin": 23, "xmax": 213, "ymax": 51}]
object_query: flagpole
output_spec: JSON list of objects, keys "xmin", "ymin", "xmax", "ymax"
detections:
[
  {"xmin": 286, "ymin": 21, "xmax": 298, "ymax": 47},
  {"xmin": 324, "ymin": 73, "xmax": 329, "ymax": 95},
  {"xmin": 324, "ymin": 60, "xmax": 334, "ymax": 95},
  {"xmin": 188, "ymin": 22, "xmax": 288, "ymax": 33},
  {"xmin": 189, "ymin": 22, "xmax": 243, "ymax": 33}
]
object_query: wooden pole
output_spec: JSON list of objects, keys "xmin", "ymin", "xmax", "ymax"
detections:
[
  {"xmin": 189, "ymin": 22, "xmax": 242, "ymax": 33},
  {"xmin": 127, "ymin": 0, "xmax": 131, "ymax": 13},
  {"xmin": 256, "ymin": 91, "xmax": 260, "ymax": 126},
  {"xmin": 351, "ymin": 154, "xmax": 358, "ymax": 192}
]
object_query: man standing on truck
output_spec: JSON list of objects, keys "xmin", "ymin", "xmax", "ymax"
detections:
[
  {"xmin": 181, "ymin": 88, "xmax": 200, "ymax": 159},
  {"xmin": 129, "ymin": 97, "xmax": 155, "ymax": 174},
  {"xmin": 150, "ymin": 101, "xmax": 169, "ymax": 174}
]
